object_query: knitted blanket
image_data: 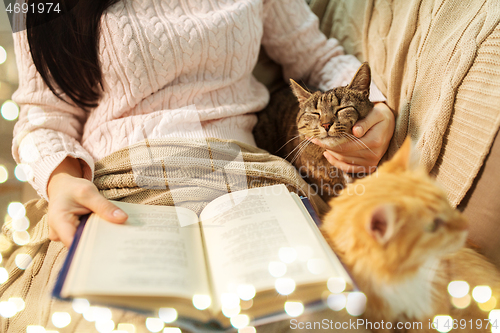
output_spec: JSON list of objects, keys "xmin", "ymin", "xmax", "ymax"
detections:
[
  {"xmin": 310, "ymin": 0, "xmax": 500, "ymax": 206},
  {"xmin": 0, "ymin": 138, "xmax": 332, "ymax": 333}
]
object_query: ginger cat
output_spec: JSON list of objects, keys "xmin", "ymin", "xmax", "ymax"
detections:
[{"xmin": 322, "ymin": 138, "xmax": 500, "ymax": 332}]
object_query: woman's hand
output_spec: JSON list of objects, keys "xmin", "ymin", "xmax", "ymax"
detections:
[
  {"xmin": 311, "ymin": 102, "xmax": 395, "ymax": 174},
  {"xmin": 47, "ymin": 157, "xmax": 128, "ymax": 247}
]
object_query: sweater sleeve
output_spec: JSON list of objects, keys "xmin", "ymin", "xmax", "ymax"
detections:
[
  {"xmin": 261, "ymin": 0, "xmax": 386, "ymax": 102},
  {"xmin": 11, "ymin": 30, "xmax": 94, "ymax": 201}
]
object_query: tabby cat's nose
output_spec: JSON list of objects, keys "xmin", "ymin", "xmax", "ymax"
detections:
[{"xmin": 322, "ymin": 123, "xmax": 332, "ymax": 131}]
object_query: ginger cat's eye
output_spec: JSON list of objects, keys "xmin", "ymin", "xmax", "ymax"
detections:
[
  {"xmin": 311, "ymin": 112, "xmax": 320, "ymax": 116},
  {"xmin": 427, "ymin": 217, "xmax": 445, "ymax": 232}
]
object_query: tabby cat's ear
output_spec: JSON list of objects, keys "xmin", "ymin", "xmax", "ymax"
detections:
[
  {"xmin": 348, "ymin": 62, "xmax": 371, "ymax": 94},
  {"xmin": 367, "ymin": 204, "xmax": 397, "ymax": 244},
  {"xmin": 378, "ymin": 137, "xmax": 418, "ymax": 173},
  {"xmin": 290, "ymin": 79, "xmax": 312, "ymax": 104}
]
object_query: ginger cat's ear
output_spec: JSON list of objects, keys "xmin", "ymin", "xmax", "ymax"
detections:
[
  {"xmin": 290, "ymin": 79, "xmax": 312, "ymax": 104},
  {"xmin": 367, "ymin": 204, "xmax": 397, "ymax": 244},
  {"xmin": 347, "ymin": 62, "xmax": 371, "ymax": 94},
  {"xmin": 379, "ymin": 137, "xmax": 419, "ymax": 173}
]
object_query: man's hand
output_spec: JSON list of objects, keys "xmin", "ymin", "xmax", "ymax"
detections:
[{"xmin": 311, "ymin": 102, "xmax": 395, "ymax": 174}]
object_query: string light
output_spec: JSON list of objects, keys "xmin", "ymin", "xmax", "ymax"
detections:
[
  {"xmin": 95, "ymin": 319, "xmax": 115, "ymax": 333},
  {"xmin": 0, "ymin": 165, "xmax": 7, "ymax": 183},
  {"xmin": 0, "ymin": 46, "xmax": 6, "ymax": 64},
  {"xmin": 192, "ymin": 295, "xmax": 211, "ymax": 310},
  {"xmin": 158, "ymin": 308, "xmax": 177, "ymax": 323},
  {"xmin": 14, "ymin": 164, "xmax": 34, "ymax": 182},
  {"xmin": 278, "ymin": 247, "xmax": 297, "ymax": 263},
  {"xmin": 472, "ymin": 285, "xmax": 492, "ymax": 303},
  {"xmin": 327, "ymin": 293, "xmax": 346, "ymax": 311},
  {"xmin": 268, "ymin": 261, "xmax": 286, "ymax": 277},
  {"xmin": 1, "ymin": 100, "xmax": 19, "ymax": 121},
  {"xmin": 284, "ymin": 301, "xmax": 304, "ymax": 317},
  {"xmin": 346, "ymin": 292, "xmax": 367, "ymax": 316},
  {"xmin": 432, "ymin": 315, "xmax": 453, "ymax": 333},
  {"xmin": 275, "ymin": 278, "xmax": 296, "ymax": 295},
  {"xmin": 230, "ymin": 314, "xmax": 249, "ymax": 329},
  {"xmin": 52, "ymin": 312, "xmax": 71, "ymax": 328},
  {"xmin": 447, "ymin": 280, "xmax": 469, "ymax": 298},
  {"xmin": 145, "ymin": 318, "xmax": 164, "ymax": 332}
]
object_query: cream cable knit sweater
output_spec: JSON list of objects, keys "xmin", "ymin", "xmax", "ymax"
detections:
[{"xmin": 12, "ymin": 0, "xmax": 385, "ymax": 200}]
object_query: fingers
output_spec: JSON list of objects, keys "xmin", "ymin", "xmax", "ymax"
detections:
[
  {"xmin": 75, "ymin": 184, "xmax": 128, "ymax": 224},
  {"xmin": 352, "ymin": 102, "xmax": 389, "ymax": 138},
  {"xmin": 47, "ymin": 175, "xmax": 128, "ymax": 248},
  {"xmin": 323, "ymin": 151, "xmax": 377, "ymax": 174}
]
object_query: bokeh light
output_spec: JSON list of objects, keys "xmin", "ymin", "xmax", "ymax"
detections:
[
  {"xmin": 432, "ymin": 315, "xmax": 453, "ymax": 333},
  {"xmin": 447, "ymin": 280, "xmax": 469, "ymax": 298},
  {"xmin": 472, "ymin": 285, "xmax": 492, "ymax": 303},
  {"xmin": 12, "ymin": 216, "xmax": 30, "ymax": 231},
  {"xmin": 8, "ymin": 202, "xmax": 26, "ymax": 220},
  {"xmin": 27, "ymin": 106, "xmax": 46, "ymax": 126},
  {"xmin": 327, "ymin": 293, "xmax": 346, "ymax": 311},
  {"xmin": 0, "ymin": 165, "xmax": 7, "ymax": 183},
  {"xmin": 52, "ymin": 312, "xmax": 71, "ymax": 328},
  {"xmin": 0, "ymin": 300, "xmax": 17, "ymax": 318},
  {"xmin": 15, "ymin": 253, "xmax": 33, "ymax": 270},
  {"xmin": 117, "ymin": 323, "xmax": 136, "ymax": 333},
  {"xmin": 1, "ymin": 100, "xmax": 19, "ymax": 121},
  {"xmin": 0, "ymin": 46, "xmax": 6, "ymax": 64},
  {"xmin": 345, "ymin": 292, "xmax": 367, "ymax": 316},
  {"xmin": 237, "ymin": 284, "xmax": 256, "ymax": 301},
  {"xmin": 230, "ymin": 314, "xmax": 250, "ymax": 329},
  {"xmin": 15, "ymin": 164, "xmax": 34, "ymax": 182},
  {"xmin": 327, "ymin": 277, "xmax": 346, "ymax": 294},
  {"xmin": 145, "ymin": 318, "xmax": 164, "ymax": 332},
  {"xmin": 275, "ymin": 278, "xmax": 296, "ymax": 295},
  {"xmin": 158, "ymin": 308, "xmax": 177, "ymax": 323},
  {"xmin": 163, "ymin": 328, "xmax": 182, "ymax": 333},
  {"xmin": 13, "ymin": 230, "xmax": 30, "ymax": 245},
  {"xmin": 26, "ymin": 325, "xmax": 46, "ymax": 333},
  {"xmin": 222, "ymin": 305, "xmax": 241, "ymax": 318},
  {"xmin": 238, "ymin": 327, "xmax": 256, "ymax": 333},
  {"xmin": 307, "ymin": 258, "xmax": 325, "ymax": 274},
  {"xmin": 8, "ymin": 297, "xmax": 25, "ymax": 312},
  {"xmin": 268, "ymin": 261, "xmax": 286, "ymax": 277},
  {"xmin": 0, "ymin": 267, "xmax": 9, "ymax": 283},
  {"xmin": 284, "ymin": 301, "xmax": 304, "ymax": 317},
  {"xmin": 478, "ymin": 296, "xmax": 497, "ymax": 312},
  {"xmin": 192, "ymin": 295, "xmax": 211, "ymax": 310},
  {"xmin": 278, "ymin": 247, "xmax": 297, "ymax": 263},
  {"xmin": 221, "ymin": 293, "xmax": 240, "ymax": 309},
  {"xmin": 451, "ymin": 294, "xmax": 471, "ymax": 309},
  {"xmin": 95, "ymin": 319, "xmax": 115, "ymax": 333},
  {"xmin": 72, "ymin": 298, "xmax": 90, "ymax": 314}
]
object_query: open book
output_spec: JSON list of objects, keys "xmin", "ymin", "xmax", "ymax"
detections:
[{"xmin": 54, "ymin": 184, "xmax": 353, "ymax": 329}]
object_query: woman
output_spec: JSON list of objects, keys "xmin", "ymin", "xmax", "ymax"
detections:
[{"xmin": 12, "ymin": 0, "xmax": 394, "ymax": 248}]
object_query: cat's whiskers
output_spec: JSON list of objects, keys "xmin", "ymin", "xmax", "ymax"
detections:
[
  {"xmin": 343, "ymin": 133, "xmax": 378, "ymax": 156},
  {"xmin": 290, "ymin": 137, "xmax": 315, "ymax": 164},
  {"xmin": 290, "ymin": 141, "xmax": 312, "ymax": 165},
  {"xmin": 275, "ymin": 135, "xmax": 302, "ymax": 153},
  {"xmin": 284, "ymin": 138, "xmax": 312, "ymax": 161}
]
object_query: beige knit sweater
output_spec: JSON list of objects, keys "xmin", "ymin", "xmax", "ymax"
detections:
[
  {"xmin": 310, "ymin": 0, "xmax": 500, "ymax": 207},
  {"xmin": 11, "ymin": 0, "xmax": 385, "ymax": 201}
]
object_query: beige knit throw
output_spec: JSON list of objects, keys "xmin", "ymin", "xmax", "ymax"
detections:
[
  {"xmin": 0, "ymin": 138, "xmax": 331, "ymax": 333},
  {"xmin": 310, "ymin": 0, "xmax": 500, "ymax": 207}
]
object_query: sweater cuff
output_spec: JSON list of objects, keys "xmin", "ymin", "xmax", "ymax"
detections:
[
  {"xmin": 313, "ymin": 54, "xmax": 387, "ymax": 103},
  {"xmin": 28, "ymin": 152, "xmax": 94, "ymax": 201},
  {"xmin": 14, "ymin": 131, "xmax": 94, "ymax": 201}
]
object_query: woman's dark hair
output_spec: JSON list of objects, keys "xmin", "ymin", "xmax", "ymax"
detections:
[{"xmin": 26, "ymin": 0, "xmax": 119, "ymax": 110}]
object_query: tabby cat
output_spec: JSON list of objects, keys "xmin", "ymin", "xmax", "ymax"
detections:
[
  {"xmin": 322, "ymin": 138, "xmax": 500, "ymax": 332},
  {"xmin": 253, "ymin": 63, "xmax": 373, "ymax": 201}
]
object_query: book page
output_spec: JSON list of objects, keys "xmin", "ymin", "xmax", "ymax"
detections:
[
  {"xmin": 199, "ymin": 185, "xmax": 347, "ymax": 303},
  {"xmin": 63, "ymin": 202, "xmax": 211, "ymax": 299}
]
